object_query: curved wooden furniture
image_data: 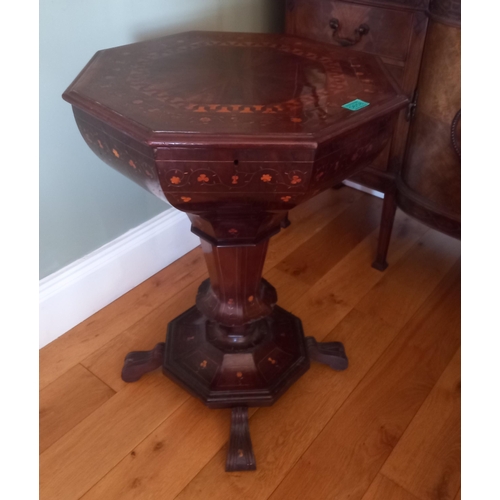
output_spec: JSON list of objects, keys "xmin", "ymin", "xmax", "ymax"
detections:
[
  {"xmin": 63, "ymin": 31, "xmax": 407, "ymax": 470},
  {"xmin": 372, "ymin": 0, "xmax": 461, "ymax": 269}
]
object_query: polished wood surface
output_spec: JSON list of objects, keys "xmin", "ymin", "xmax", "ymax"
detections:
[
  {"xmin": 39, "ymin": 364, "xmax": 115, "ymax": 454},
  {"xmin": 64, "ymin": 31, "xmax": 404, "ymax": 139},
  {"xmin": 39, "ymin": 188, "xmax": 461, "ymax": 499}
]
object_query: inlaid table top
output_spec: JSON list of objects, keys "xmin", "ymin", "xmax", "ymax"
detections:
[
  {"xmin": 63, "ymin": 31, "xmax": 406, "ymax": 226},
  {"xmin": 64, "ymin": 31, "xmax": 405, "ymax": 143}
]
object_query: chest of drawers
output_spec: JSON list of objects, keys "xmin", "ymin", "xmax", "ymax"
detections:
[{"xmin": 286, "ymin": 0, "xmax": 430, "ymax": 192}]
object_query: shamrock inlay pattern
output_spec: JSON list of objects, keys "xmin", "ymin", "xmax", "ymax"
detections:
[
  {"xmin": 261, "ymin": 174, "xmax": 272, "ymax": 182},
  {"xmin": 197, "ymin": 174, "xmax": 209, "ymax": 183},
  {"xmin": 290, "ymin": 175, "xmax": 302, "ymax": 185},
  {"xmin": 170, "ymin": 176, "xmax": 181, "ymax": 185}
]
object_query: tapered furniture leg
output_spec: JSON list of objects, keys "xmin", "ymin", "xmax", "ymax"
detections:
[
  {"xmin": 306, "ymin": 336, "xmax": 348, "ymax": 371},
  {"xmin": 121, "ymin": 342, "xmax": 166, "ymax": 382},
  {"xmin": 226, "ymin": 407, "xmax": 256, "ymax": 472},
  {"xmin": 372, "ymin": 188, "xmax": 397, "ymax": 271}
]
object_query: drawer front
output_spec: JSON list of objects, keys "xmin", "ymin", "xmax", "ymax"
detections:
[{"xmin": 286, "ymin": 0, "xmax": 414, "ymax": 63}]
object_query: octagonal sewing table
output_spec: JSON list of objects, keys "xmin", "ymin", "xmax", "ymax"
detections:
[{"xmin": 63, "ymin": 31, "xmax": 407, "ymax": 471}]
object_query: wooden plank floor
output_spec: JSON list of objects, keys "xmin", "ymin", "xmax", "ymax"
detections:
[{"xmin": 39, "ymin": 187, "xmax": 461, "ymax": 500}]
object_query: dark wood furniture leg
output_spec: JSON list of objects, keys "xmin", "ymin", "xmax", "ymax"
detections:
[
  {"xmin": 372, "ymin": 188, "xmax": 397, "ymax": 271},
  {"xmin": 226, "ymin": 407, "xmax": 256, "ymax": 472},
  {"xmin": 305, "ymin": 337, "xmax": 348, "ymax": 371},
  {"xmin": 121, "ymin": 342, "xmax": 166, "ymax": 382}
]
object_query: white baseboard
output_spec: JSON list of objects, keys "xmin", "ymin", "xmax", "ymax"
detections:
[
  {"xmin": 39, "ymin": 208, "xmax": 200, "ymax": 348},
  {"xmin": 343, "ymin": 180, "xmax": 384, "ymax": 199}
]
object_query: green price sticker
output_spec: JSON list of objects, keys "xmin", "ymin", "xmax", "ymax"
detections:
[{"xmin": 342, "ymin": 99, "xmax": 370, "ymax": 111}]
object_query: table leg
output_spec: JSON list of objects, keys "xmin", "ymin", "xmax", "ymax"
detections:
[
  {"xmin": 121, "ymin": 342, "xmax": 165, "ymax": 382},
  {"xmin": 226, "ymin": 407, "xmax": 256, "ymax": 472},
  {"xmin": 305, "ymin": 337, "xmax": 348, "ymax": 371},
  {"xmin": 372, "ymin": 188, "xmax": 397, "ymax": 271}
]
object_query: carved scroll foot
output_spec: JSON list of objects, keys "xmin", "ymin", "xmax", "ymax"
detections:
[
  {"xmin": 306, "ymin": 337, "xmax": 348, "ymax": 371},
  {"xmin": 121, "ymin": 342, "xmax": 165, "ymax": 383},
  {"xmin": 226, "ymin": 407, "xmax": 256, "ymax": 472}
]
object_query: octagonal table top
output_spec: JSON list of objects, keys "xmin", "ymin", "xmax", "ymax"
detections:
[{"xmin": 63, "ymin": 31, "xmax": 406, "ymax": 146}]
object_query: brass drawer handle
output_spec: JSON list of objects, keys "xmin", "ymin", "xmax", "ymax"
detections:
[{"xmin": 329, "ymin": 18, "xmax": 370, "ymax": 47}]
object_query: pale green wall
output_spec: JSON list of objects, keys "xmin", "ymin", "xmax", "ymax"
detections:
[{"xmin": 40, "ymin": 0, "xmax": 285, "ymax": 279}]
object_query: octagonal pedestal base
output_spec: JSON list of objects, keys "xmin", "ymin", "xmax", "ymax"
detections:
[
  {"xmin": 162, "ymin": 305, "xmax": 310, "ymax": 409},
  {"xmin": 121, "ymin": 305, "xmax": 349, "ymax": 471}
]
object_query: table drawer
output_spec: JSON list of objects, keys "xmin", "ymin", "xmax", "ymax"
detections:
[{"xmin": 286, "ymin": 0, "xmax": 415, "ymax": 63}]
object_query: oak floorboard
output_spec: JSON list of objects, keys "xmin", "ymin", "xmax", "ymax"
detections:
[
  {"xmin": 81, "ymin": 402, "xmax": 256, "ymax": 500},
  {"xmin": 361, "ymin": 474, "xmax": 421, "ymax": 500},
  {"xmin": 355, "ymin": 230, "xmax": 461, "ymax": 329},
  {"xmin": 39, "ymin": 364, "xmax": 115, "ymax": 454},
  {"xmin": 39, "ymin": 246, "xmax": 206, "ymax": 390},
  {"xmin": 276, "ymin": 194, "xmax": 382, "ymax": 285},
  {"xmin": 288, "ymin": 210, "xmax": 429, "ymax": 341},
  {"xmin": 382, "ymin": 349, "xmax": 461, "ymax": 500},
  {"xmin": 81, "ymin": 279, "xmax": 204, "ymax": 392},
  {"xmin": 265, "ymin": 186, "xmax": 363, "ymax": 270},
  {"xmin": 267, "ymin": 260, "xmax": 461, "ymax": 500},
  {"xmin": 309, "ymin": 209, "xmax": 429, "ymax": 308},
  {"xmin": 80, "ymin": 399, "xmax": 231, "ymax": 500},
  {"xmin": 39, "ymin": 375, "xmax": 189, "ymax": 500},
  {"xmin": 454, "ymin": 488, "xmax": 461, "ymax": 499}
]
